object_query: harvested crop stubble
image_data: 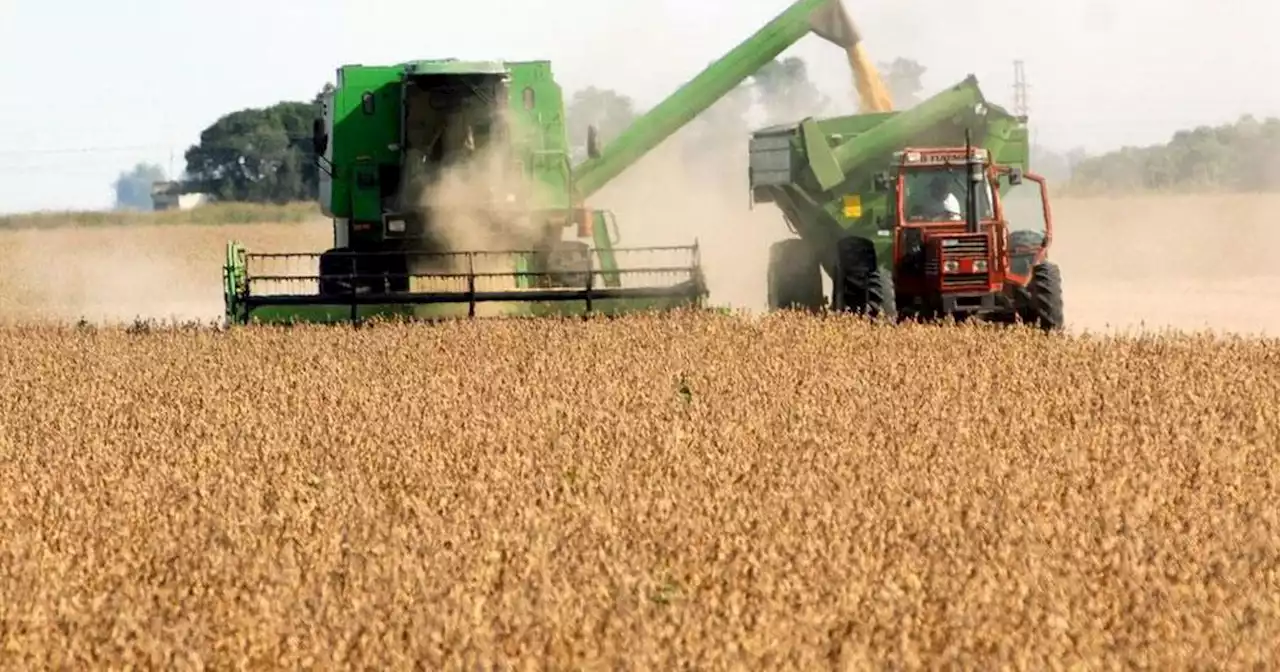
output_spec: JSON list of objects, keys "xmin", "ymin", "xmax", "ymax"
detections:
[{"xmin": 1, "ymin": 311, "xmax": 1279, "ymax": 668}]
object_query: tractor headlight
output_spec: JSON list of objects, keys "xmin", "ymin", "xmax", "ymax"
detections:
[
  {"xmin": 386, "ymin": 218, "xmax": 406, "ymax": 233},
  {"xmin": 973, "ymin": 259, "xmax": 988, "ymax": 272},
  {"xmin": 943, "ymin": 260, "xmax": 959, "ymax": 273}
]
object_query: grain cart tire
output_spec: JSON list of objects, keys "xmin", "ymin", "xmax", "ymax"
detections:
[
  {"xmin": 767, "ymin": 238, "xmax": 823, "ymax": 311},
  {"xmin": 545, "ymin": 241, "xmax": 592, "ymax": 288},
  {"xmin": 1022, "ymin": 261, "xmax": 1064, "ymax": 331},
  {"xmin": 833, "ymin": 236, "xmax": 895, "ymax": 319}
]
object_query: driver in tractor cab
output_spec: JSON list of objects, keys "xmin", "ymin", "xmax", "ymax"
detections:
[{"xmin": 924, "ymin": 174, "xmax": 963, "ymax": 221}]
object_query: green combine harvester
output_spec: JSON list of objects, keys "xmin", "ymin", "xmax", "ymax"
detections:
[
  {"xmin": 222, "ymin": 0, "xmax": 876, "ymax": 325},
  {"xmin": 750, "ymin": 74, "xmax": 1065, "ymax": 328}
]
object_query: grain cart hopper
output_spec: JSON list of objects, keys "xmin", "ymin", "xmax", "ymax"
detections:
[
  {"xmin": 749, "ymin": 75, "xmax": 1064, "ymax": 330},
  {"xmin": 223, "ymin": 0, "xmax": 876, "ymax": 325}
]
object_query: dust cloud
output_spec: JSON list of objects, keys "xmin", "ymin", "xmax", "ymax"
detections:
[
  {"xmin": 1051, "ymin": 192, "xmax": 1280, "ymax": 336},
  {"xmin": 0, "ymin": 222, "xmax": 330, "ymax": 326},
  {"xmin": 588, "ymin": 133, "xmax": 791, "ymax": 312},
  {"xmin": 399, "ymin": 110, "xmax": 553, "ymax": 317}
]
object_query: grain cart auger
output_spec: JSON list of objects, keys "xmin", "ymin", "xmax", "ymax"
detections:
[
  {"xmin": 222, "ymin": 0, "xmax": 874, "ymax": 325},
  {"xmin": 750, "ymin": 75, "xmax": 1064, "ymax": 330}
]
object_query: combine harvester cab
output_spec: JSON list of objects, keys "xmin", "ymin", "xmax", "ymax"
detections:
[
  {"xmin": 223, "ymin": 0, "xmax": 879, "ymax": 325},
  {"xmin": 749, "ymin": 75, "xmax": 1064, "ymax": 330}
]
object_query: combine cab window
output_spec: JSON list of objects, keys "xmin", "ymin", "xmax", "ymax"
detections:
[{"xmin": 902, "ymin": 167, "xmax": 994, "ymax": 223}]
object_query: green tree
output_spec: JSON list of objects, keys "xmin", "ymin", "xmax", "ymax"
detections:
[
  {"xmin": 112, "ymin": 162, "xmax": 166, "ymax": 211},
  {"xmin": 564, "ymin": 86, "xmax": 637, "ymax": 153},
  {"xmin": 183, "ymin": 99, "xmax": 321, "ymax": 204},
  {"xmin": 878, "ymin": 57, "xmax": 927, "ymax": 108},
  {"xmin": 1067, "ymin": 115, "xmax": 1280, "ymax": 194},
  {"xmin": 752, "ymin": 56, "xmax": 828, "ymax": 124}
]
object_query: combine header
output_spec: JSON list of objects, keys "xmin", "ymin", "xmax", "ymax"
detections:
[
  {"xmin": 223, "ymin": 0, "xmax": 879, "ymax": 324},
  {"xmin": 750, "ymin": 75, "xmax": 1065, "ymax": 329}
]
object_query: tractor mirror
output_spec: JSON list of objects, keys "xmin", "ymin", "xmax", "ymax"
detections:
[
  {"xmin": 1008, "ymin": 167, "xmax": 1023, "ymax": 185},
  {"xmin": 586, "ymin": 125, "xmax": 602, "ymax": 159},
  {"xmin": 312, "ymin": 118, "xmax": 327, "ymax": 155}
]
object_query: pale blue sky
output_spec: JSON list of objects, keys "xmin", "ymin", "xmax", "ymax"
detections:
[{"xmin": 1, "ymin": 0, "xmax": 1275, "ymax": 213}]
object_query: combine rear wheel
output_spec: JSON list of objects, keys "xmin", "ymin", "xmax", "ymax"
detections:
[
  {"xmin": 1021, "ymin": 261, "xmax": 1064, "ymax": 331},
  {"xmin": 833, "ymin": 236, "xmax": 895, "ymax": 319},
  {"xmin": 767, "ymin": 238, "xmax": 823, "ymax": 311}
]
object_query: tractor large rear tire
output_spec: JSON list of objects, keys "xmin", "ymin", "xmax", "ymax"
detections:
[
  {"xmin": 767, "ymin": 238, "xmax": 823, "ymax": 311},
  {"xmin": 1023, "ymin": 261, "xmax": 1064, "ymax": 331},
  {"xmin": 833, "ymin": 236, "xmax": 895, "ymax": 319}
]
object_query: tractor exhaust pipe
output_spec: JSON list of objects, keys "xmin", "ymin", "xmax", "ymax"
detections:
[{"xmin": 964, "ymin": 129, "xmax": 981, "ymax": 234}]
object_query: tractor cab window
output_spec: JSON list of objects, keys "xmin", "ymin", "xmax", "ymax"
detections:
[
  {"xmin": 902, "ymin": 167, "xmax": 994, "ymax": 223},
  {"xmin": 1000, "ymin": 176, "xmax": 1048, "ymax": 251}
]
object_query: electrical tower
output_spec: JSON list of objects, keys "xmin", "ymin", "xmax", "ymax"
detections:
[{"xmin": 1012, "ymin": 60, "xmax": 1029, "ymax": 119}]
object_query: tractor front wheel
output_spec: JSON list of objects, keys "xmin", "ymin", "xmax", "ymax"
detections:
[
  {"xmin": 833, "ymin": 236, "xmax": 895, "ymax": 319},
  {"xmin": 1022, "ymin": 261, "xmax": 1064, "ymax": 331},
  {"xmin": 767, "ymin": 238, "xmax": 823, "ymax": 311}
]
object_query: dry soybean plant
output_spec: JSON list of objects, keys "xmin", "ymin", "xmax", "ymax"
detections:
[{"xmin": 0, "ymin": 310, "xmax": 1278, "ymax": 668}]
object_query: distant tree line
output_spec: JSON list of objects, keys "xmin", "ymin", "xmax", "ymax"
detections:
[
  {"xmin": 113, "ymin": 54, "xmax": 1280, "ymax": 208},
  {"xmin": 1066, "ymin": 115, "xmax": 1280, "ymax": 194}
]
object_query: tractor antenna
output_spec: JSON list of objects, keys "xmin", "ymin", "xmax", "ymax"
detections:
[{"xmin": 964, "ymin": 129, "xmax": 980, "ymax": 234}]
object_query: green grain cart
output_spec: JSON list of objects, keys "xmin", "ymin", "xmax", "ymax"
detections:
[
  {"xmin": 222, "ymin": 0, "xmax": 875, "ymax": 325},
  {"xmin": 750, "ymin": 74, "xmax": 1064, "ymax": 328}
]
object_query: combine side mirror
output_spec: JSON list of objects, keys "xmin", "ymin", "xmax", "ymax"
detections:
[
  {"xmin": 1008, "ymin": 167, "xmax": 1023, "ymax": 185},
  {"xmin": 312, "ymin": 118, "xmax": 328, "ymax": 155},
  {"xmin": 586, "ymin": 125, "xmax": 601, "ymax": 159}
]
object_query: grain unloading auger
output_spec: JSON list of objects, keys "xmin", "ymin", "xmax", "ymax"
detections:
[{"xmin": 222, "ymin": 0, "xmax": 875, "ymax": 325}]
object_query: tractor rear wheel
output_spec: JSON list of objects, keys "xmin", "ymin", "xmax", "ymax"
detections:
[
  {"xmin": 1022, "ymin": 261, "xmax": 1064, "ymax": 331},
  {"xmin": 834, "ymin": 236, "xmax": 895, "ymax": 319},
  {"xmin": 767, "ymin": 238, "xmax": 823, "ymax": 311}
]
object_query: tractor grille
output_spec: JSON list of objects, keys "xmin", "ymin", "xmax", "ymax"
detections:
[{"xmin": 925, "ymin": 235, "xmax": 991, "ymax": 291}]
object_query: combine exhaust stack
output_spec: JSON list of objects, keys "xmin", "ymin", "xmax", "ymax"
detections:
[{"xmin": 224, "ymin": 242, "xmax": 706, "ymax": 324}]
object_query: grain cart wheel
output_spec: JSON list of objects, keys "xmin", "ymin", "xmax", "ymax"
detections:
[
  {"xmin": 767, "ymin": 238, "xmax": 822, "ymax": 311},
  {"xmin": 1022, "ymin": 261, "xmax": 1064, "ymax": 331},
  {"xmin": 833, "ymin": 236, "xmax": 895, "ymax": 319}
]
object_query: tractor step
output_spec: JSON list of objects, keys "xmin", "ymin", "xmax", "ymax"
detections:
[{"xmin": 223, "ymin": 242, "xmax": 707, "ymax": 324}]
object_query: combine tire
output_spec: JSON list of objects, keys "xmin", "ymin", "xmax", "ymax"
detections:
[
  {"xmin": 767, "ymin": 238, "xmax": 822, "ymax": 311},
  {"xmin": 833, "ymin": 236, "xmax": 895, "ymax": 319},
  {"xmin": 318, "ymin": 248, "xmax": 408, "ymax": 296},
  {"xmin": 544, "ymin": 241, "xmax": 592, "ymax": 288},
  {"xmin": 1023, "ymin": 261, "xmax": 1064, "ymax": 331}
]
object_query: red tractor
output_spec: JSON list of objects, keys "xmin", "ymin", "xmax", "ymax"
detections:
[{"xmin": 836, "ymin": 141, "xmax": 1063, "ymax": 330}]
